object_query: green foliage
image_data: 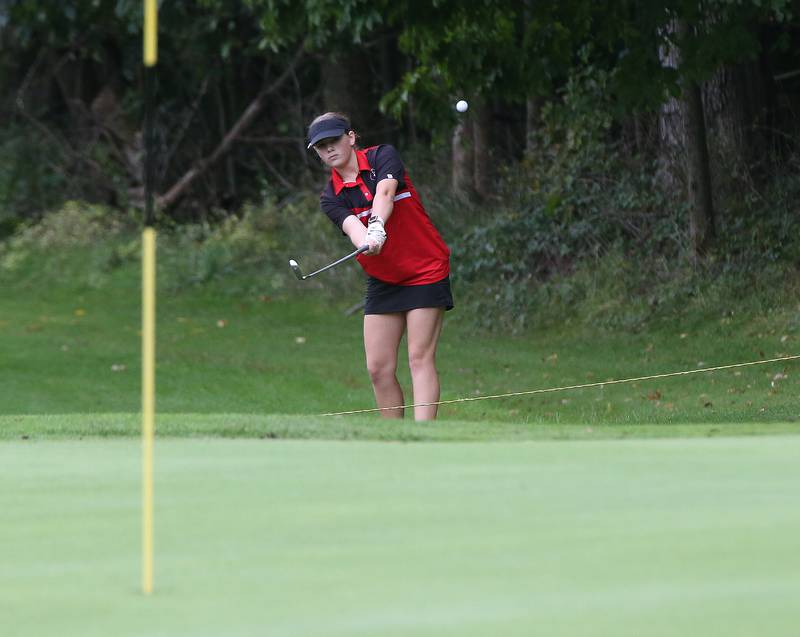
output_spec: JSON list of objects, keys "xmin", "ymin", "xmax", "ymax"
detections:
[
  {"xmin": 0, "ymin": 0, "xmax": 395, "ymax": 218},
  {"xmin": 0, "ymin": 126, "xmax": 68, "ymax": 230},
  {"xmin": 2, "ymin": 0, "xmax": 797, "ymax": 221},
  {"xmin": 5, "ymin": 136, "xmax": 799, "ymax": 335},
  {"xmin": 384, "ymin": 1, "xmax": 597, "ymax": 130},
  {"xmin": 4, "ymin": 201, "xmax": 128, "ymax": 250},
  {"xmin": 450, "ymin": 67, "xmax": 679, "ymax": 331},
  {"xmin": 386, "ymin": 0, "xmax": 797, "ymax": 127},
  {"xmin": 156, "ymin": 200, "xmax": 286, "ymax": 290},
  {"xmin": 719, "ymin": 161, "xmax": 800, "ymax": 266},
  {"xmin": 1, "ymin": 1, "xmax": 138, "ymax": 49},
  {"xmin": 0, "ymin": 194, "xmax": 366, "ymax": 299},
  {"xmin": 449, "ymin": 66, "xmax": 800, "ymax": 332},
  {"xmin": 153, "ymin": 192, "xmax": 371, "ymax": 298},
  {"xmin": 0, "ymin": 201, "xmax": 137, "ymax": 287}
]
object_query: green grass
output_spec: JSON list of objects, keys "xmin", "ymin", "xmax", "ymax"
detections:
[
  {"xmin": 1, "ymin": 260, "xmax": 799, "ymax": 427},
  {"xmin": 3, "ymin": 246, "xmax": 800, "ymax": 636},
  {"xmin": 1, "ymin": 413, "xmax": 798, "ymax": 442},
  {"xmin": 3, "ymin": 436, "xmax": 800, "ymax": 637}
]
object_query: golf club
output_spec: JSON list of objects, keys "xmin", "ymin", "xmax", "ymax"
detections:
[{"xmin": 289, "ymin": 245, "xmax": 369, "ymax": 280}]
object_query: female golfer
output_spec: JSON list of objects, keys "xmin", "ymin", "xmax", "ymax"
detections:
[{"xmin": 307, "ymin": 112, "xmax": 453, "ymax": 420}]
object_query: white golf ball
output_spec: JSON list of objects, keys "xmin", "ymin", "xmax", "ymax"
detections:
[{"xmin": 455, "ymin": 100, "xmax": 469, "ymax": 113}]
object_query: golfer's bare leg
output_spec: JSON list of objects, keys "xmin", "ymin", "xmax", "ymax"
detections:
[
  {"xmin": 406, "ymin": 307, "xmax": 445, "ymax": 421},
  {"xmin": 364, "ymin": 313, "xmax": 406, "ymax": 418}
]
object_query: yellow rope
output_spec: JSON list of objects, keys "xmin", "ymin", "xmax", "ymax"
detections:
[{"xmin": 322, "ymin": 354, "xmax": 800, "ymax": 417}]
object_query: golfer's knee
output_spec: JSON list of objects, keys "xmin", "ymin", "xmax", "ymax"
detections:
[
  {"xmin": 367, "ymin": 359, "xmax": 397, "ymax": 387},
  {"xmin": 408, "ymin": 348, "xmax": 435, "ymax": 376}
]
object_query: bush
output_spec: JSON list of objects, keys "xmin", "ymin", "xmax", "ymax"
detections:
[
  {"xmin": 0, "ymin": 195, "xmax": 368, "ymax": 301},
  {"xmin": 448, "ymin": 64, "xmax": 687, "ymax": 331},
  {"xmin": 0, "ymin": 125, "xmax": 69, "ymax": 233},
  {"xmin": 153, "ymin": 193, "xmax": 368, "ymax": 299},
  {"xmin": 448, "ymin": 64, "xmax": 800, "ymax": 332},
  {"xmin": 0, "ymin": 201, "xmax": 137, "ymax": 285},
  {"xmin": 719, "ymin": 158, "xmax": 800, "ymax": 267}
]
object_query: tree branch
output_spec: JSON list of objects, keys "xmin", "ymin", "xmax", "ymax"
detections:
[
  {"xmin": 161, "ymin": 73, "xmax": 211, "ymax": 179},
  {"xmin": 158, "ymin": 41, "xmax": 307, "ymax": 209}
]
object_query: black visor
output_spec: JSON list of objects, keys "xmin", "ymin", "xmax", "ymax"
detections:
[{"xmin": 307, "ymin": 117, "xmax": 350, "ymax": 149}]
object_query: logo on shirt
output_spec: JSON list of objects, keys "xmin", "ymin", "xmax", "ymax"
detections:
[{"xmin": 370, "ymin": 168, "xmax": 376, "ymax": 181}]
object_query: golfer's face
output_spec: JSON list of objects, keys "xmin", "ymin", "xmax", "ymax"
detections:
[{"xmin": 314, "ymin": 133, "xmax": 353, "ymax": 168}]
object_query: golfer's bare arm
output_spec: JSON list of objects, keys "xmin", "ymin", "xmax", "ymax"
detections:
[{"xmin": 342, "ymin": 178, "xmax": 398, "ymax": 249}]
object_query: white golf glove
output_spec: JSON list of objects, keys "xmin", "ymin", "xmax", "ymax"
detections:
[{"xmin": 365, "ymin": 214, "xmax": 387, "ymax": 252}]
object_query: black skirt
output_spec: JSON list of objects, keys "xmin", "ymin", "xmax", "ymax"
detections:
[{"xmin": 364, "ymin": 276, "xmax": 455, "ymax": 315}]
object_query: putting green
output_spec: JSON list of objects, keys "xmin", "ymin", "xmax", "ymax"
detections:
[{"xmin": 2, "ymin": 436, "xmax": 799, "ymax": 636}]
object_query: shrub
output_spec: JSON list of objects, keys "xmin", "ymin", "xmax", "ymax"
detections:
[
  {"xmin": 450, "ymin": 68, "xmax": 691, "ymax": 332},
  {"xmin": 0, "ymin": 195, "xmax": 368, "ymax": 301},
  {"xmin": 0, "ymin": 201, "xmax": 137, "ymax": 285},
  {"xmin": 0, "ymin": 126, "xmax": 69, "ymax": 230}
]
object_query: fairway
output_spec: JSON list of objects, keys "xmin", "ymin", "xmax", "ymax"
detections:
[{"xmin": 3, "ymin": 435, "xmax": 799, "ymax": 637}]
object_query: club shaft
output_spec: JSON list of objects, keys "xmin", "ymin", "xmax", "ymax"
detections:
[{"xmin": 304, "ymin": 245, "xmax": 368, "ymax": 278}]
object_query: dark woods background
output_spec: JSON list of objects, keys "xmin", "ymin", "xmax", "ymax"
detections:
[{"xmin": 2, "ymin": 1, "xmax": 800, "ymax": 328}]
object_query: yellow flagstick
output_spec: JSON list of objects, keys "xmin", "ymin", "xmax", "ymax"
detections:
[
  {"xmin": 142, "ymin": 228, "xmax": 156, "ymax": 595},
  {"xmin": 142, "ymin": 0, "xmax": 158, "ymax": 596},
  {"xmin": 144, "ymin": 0, "xmax": 158, "ymax": 66}
]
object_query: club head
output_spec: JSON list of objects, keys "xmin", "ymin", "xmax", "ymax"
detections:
[{"xmin": 288, "ymin": 259, "xmax": 306, "ymax": 280}]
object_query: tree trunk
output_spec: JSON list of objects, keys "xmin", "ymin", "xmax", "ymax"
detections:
[
  {"xmin": 321, "ymin": 55, "xmax": 352, "ymax": 115},
  {"xmin": 656, "ymin": 22, "xmax": 683, "ymax": 189},
  {"xmin": 683, "ymin": 78, "xmax": 715, "ymax": 256},
  {"xmin": 406, "ymin": 94, "xmax": 418, "ymax": 146},
  {"xmin": 473, "ymin": 100, "xmax": 491, "ymax": 199},
  {"xmin": 525, "ymin": 97, "xmax": 540, "ymax": 156},
  {"xmin": 621, "ymin": 112, "xmax": 652, "ymax": 157},
  {"xmin": 216, "ymin": 84, "xmax": 237, "ymax": 206},
  {"xmin": 321, "ymin": 53, "xmax": 375, "ymax": 139},
  {"xmin": 452, "ymin": 116, "xmax": 473, "ymax": 198},
  {"xmin": 406, "ymin": 58, "xmax": 418, "ymax": 145},
  {"xmin": 158, "ymin": 43, "xmax": 305, "ymax": 209},
  {"xmin": 703, "ymin": 56, "xmax": 771, "ymax": 174},
  {"xmin": 658, "ymin": 19, "xmax": 716, "ymax": 257}
]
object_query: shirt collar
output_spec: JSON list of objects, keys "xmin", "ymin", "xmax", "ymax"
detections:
[{"xmin": 331, "ymin": 149, "xmax": 371, "ymax": 195}]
